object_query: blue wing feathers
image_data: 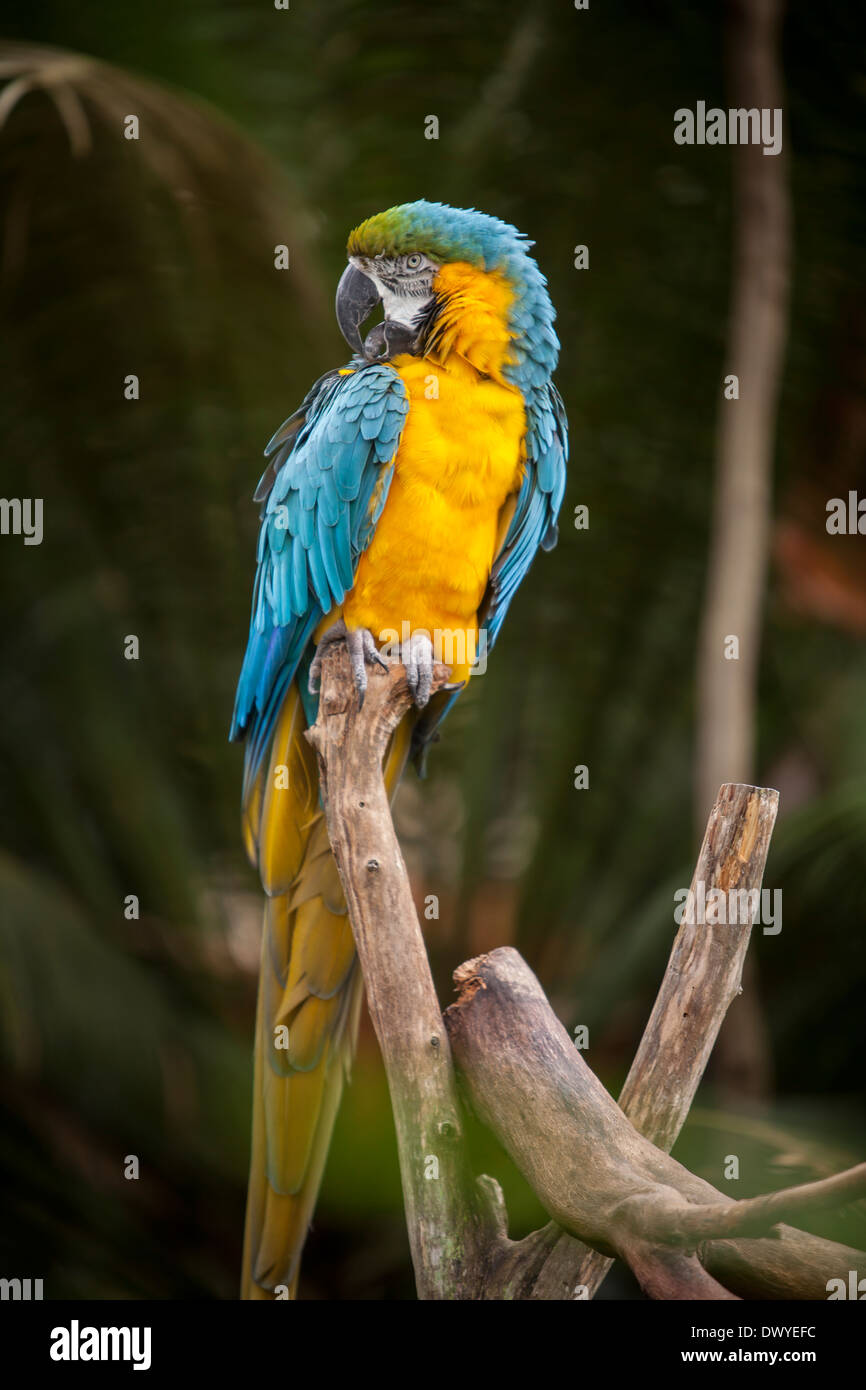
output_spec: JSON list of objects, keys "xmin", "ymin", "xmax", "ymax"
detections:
[
  {"xmin": 483, "ymin": 381, "xmax": 568, "ymax": 647},
  {"xmin": 229, "ymin": 364, "xmax": 408, "ymax": 769}
]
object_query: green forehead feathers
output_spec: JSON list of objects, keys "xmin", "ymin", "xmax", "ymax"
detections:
[{"xmin": 348, "ymin": 200, "xmax": 514, "ymax": 269}]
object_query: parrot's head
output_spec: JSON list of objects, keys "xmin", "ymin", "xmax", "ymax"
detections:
[{"xmin": 336, "ymin": 200, "xmax": 559, "ymax": 387}]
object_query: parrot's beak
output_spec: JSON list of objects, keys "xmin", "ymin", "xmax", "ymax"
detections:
[{"xmin": 335, "ymin": 262, "xmax": 381, "ymax": 356}]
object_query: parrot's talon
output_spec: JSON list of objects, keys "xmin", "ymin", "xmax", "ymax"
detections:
[
  {"xmin": 308, "ymin": 619, "xmax": 389, "ymax": 704},
  {"xmin": 400, "ymin": 631, "xmax": 437, "ymax": 709}
]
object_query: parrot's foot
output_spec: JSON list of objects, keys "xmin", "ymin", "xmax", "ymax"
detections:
[
  {"xmin": 308, "ymin": 618, "xmax": 388, "ymax": 707},
  {"xmin": 400, "ymin": 631, "xmax": 436, "ymax": 709}
]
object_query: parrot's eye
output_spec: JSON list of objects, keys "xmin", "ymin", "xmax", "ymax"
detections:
[{"xmin": 406, "ymin": 253, "xmax": 423, "ymax": 270}]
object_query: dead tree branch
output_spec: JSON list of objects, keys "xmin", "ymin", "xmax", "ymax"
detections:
[
  {"xmin": 444, "ymin": 948, "xmax": 866, "ymax": 1301},
  {"xmin": 305, "ymin": 645, "xmax": 494, "ymax": 1299},
  {"xmin": 308, "ymin": 651, "xmax": 863, "ymax": 1300},
  {"xmin": 633, "ymin": 1163, "xmax": 866, "ymax": 1244},
  {"xmin": 531, "ymin": 783, "xmax": 779, "ymax": 1297}
]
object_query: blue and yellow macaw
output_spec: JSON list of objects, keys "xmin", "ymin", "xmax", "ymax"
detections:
[{"xmin": 230, "ymin": 201, "xmax": 567, "ymax": 1298}]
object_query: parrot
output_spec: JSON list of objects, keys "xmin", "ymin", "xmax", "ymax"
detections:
[{"xmin": 230, "ymin": 200, "xmax": 567, "ymax": 1299}]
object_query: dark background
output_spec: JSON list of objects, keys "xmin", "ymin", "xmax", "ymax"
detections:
[{"xmin": 0, "ymin": 1, "xmax": 863, "ymax": 1299}]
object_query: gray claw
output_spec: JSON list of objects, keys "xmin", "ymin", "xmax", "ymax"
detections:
[
  {"xmin": 309, "ymin": 619, "xmax": 388, "ymax": 703},
  {"xmin": 401, "ymin": 631, "xmax": 435, "ymax": 709},
  {"xmin": 348, "ymin": 626, "xmax": 389, "ymax": 706}
]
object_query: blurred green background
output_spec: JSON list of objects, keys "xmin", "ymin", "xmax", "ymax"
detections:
[{"xmin": 0, "ymin": 1, "xmax": 863, "ymax": 1299}]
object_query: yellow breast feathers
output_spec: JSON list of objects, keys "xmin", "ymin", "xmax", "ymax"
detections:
[{"xmin": 341, "ymin": 262, "xmax": 526, "ymax": 679}]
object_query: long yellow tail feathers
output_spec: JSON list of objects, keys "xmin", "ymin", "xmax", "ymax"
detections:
[{"xmin": 241, "ymin": 678, "xmax": 411, "ymax": 1299}]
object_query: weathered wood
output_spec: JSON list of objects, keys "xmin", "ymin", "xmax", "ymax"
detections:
[
  {"xmin": 637, "ymin": 1163, "xmax": 866, "ymax": 1244},
  {"xmin": 621, "ymin": 782, "xmax": 779, "ymax": 1142},
  {"xmin": 444, "ymin": 948, "xmax": 865, "ymax": 1300},
  {"xmin": 533, "ymin": 782, "xmax": 779, "ymax": 1298},
  {"xmin": 307, "ymin": 676, "xmax": 860, "ymax": 1302},
  {"xmin": 305, "ymin": 644, "xmax": 491, "ymax": 1299}
]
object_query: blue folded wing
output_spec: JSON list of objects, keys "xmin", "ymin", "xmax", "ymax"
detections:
[
  {"xmin": 481, "ymin": 380, "xmax": 568, "ymax": 647},
  {"xmin": 230, "ymin": 362, "xmax": 409, "ymax": 795}
]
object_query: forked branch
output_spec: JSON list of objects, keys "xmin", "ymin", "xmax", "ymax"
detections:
[{"xmin": 309, "ymin": 648, "xmax": 865, "ymax": 1300}]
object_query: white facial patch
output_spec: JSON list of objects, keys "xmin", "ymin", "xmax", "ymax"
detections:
[
  {"xmin": 377, "ymin": 280, "xmax": 422, "ymax": 326},
  {"xmin": 350, "ymin": 255, "xmax": 437, "ymax": 328}
]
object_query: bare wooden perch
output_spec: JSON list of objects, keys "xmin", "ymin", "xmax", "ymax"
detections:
[
  {"xmin": 308, "ymin": 646, "xmax": 866, "ymax": 1300},
  {"xmin": 445, "ymin": 948, "xmax": 865, "ymax": 1300},
  {"xmin": 538, "ymin": 782, "xmax": 782, "ymax": 1298},
  {"xmin": 305, "ymin": 645, "xmax": 491, "ymax": 1298}
]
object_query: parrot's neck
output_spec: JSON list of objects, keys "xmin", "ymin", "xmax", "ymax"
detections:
[{"xmin": 428, "ymin": 262, "xmax": 517, "ymax": 384}]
